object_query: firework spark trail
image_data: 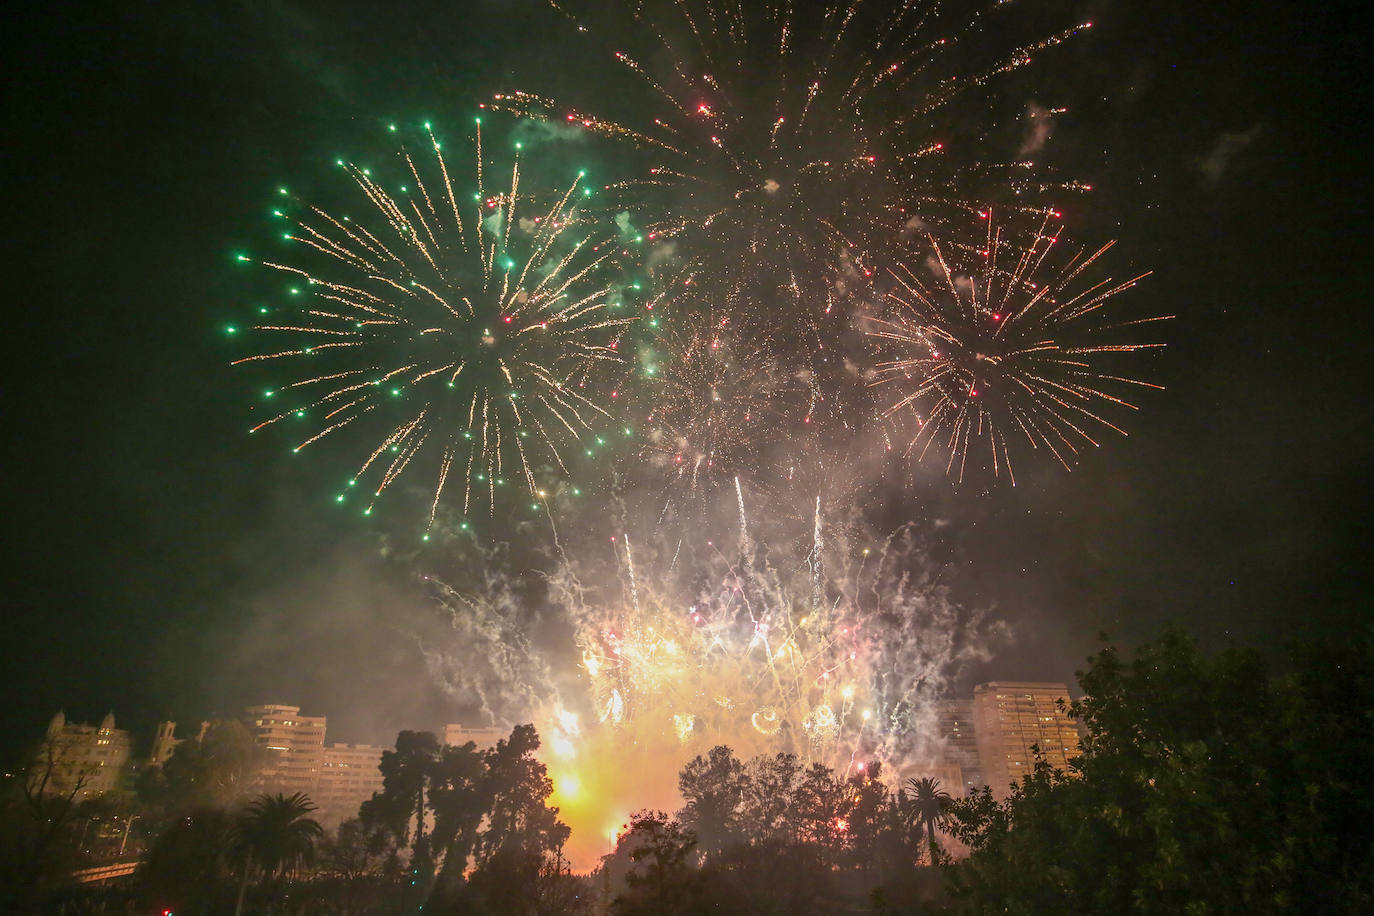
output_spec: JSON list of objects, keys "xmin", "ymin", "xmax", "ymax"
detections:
[
  {"xmin": 735, "ymin": 475, "xmax": 749, "ymax": 555},
  {"xmin": 864, "ymin": 209, "xmax": 1169, "ymax": 483},
  {"xmin": 234, "ymin": 121, "xmax": 637, "ymax": 527},
  {"xmin": 418, "ymin": 569, "xmax": 561, "ymax": 727},
  {"xmin": 623, "ymin": 532, "xmax": 640, "ymax": 618},
  {"xmin": 811, "ymin": 494, "xmax": 824, "ymax": 614}
]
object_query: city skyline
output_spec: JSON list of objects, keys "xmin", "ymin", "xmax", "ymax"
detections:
[{"xmin": 25, "ymin": 677, "xmax": 1082, "ymax": 811}]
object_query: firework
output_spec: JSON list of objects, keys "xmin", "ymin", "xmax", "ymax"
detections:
[
  {"xmin": 865, "ymin": 210, "xmax": 1169, "ymax": 484},
  {"xmin": 576, "ymin": 535, "xmax": 863, "ymax": 762},
  {"xmin": 233, "ymin": 121, "xmax": 637, "ymax": 526},
  {"xmin": 759, "ymin": 443, "xmax": 871, "ymax": 535},
  {"xmin": 636, "ymin": 304, "xmax": 798, "ymax": 506},
  {"xmin": 492, "ymin": 0, "xmax": 1093, "ymax": 338},
  {"xmin": 413, "ymin": 490, "xmax": 1001, "ymax": 868},
  {"xmin": 544, "ymin": 497, "xmax": 994, "ymax": 774}
]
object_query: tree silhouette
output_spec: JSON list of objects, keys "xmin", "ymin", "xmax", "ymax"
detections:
[
  {"xmin": 901, "ymin": 776, "xmax": 953, "ymax": 857},
  {"xmin": 794, "ymin": 762, "xmax": 846, "ymax": 854},
  {"xmin": 360, "ymin": 729, "xmax": 443, "ymax": 895},
  {"xmin": 426, "ymin": 739, "xmax": 490, "ymax": 907},
  {"xmin": 677, "ymin": 745, "xmax": 745, "ymax": 861},
  {"xmin": 739, "ymin": 753, "xmax": 803, "ymax": 846},
  {"xmin": 230, "ymin": 791, "xmax": 323, "ymax": 916},
  {"xmin": 136, "ymin": 806, "xmax": 236, "ymax": 913},
  {"xmin": 366, "ymin": 730, "xmax": 440, "ymax": 844},
  {"xmin": 137, "ymin": 720, "xmax": 268, "ymax": 828},
  {"xmin": 613, "ymin": 810, "xmax": 698, "ymax": 915},
  {"xmin": 1, "ymin": 741, "xmax": 93, "ymax": 912},
  {"xmin": 423, "ymin": 725, "xmax": 572, "ymax": 913},
  {"xmin": 842, "ymin": 761, "xmax": 896, "ymax": 870},
  {"xmin": 473, "ymin": 724, "xmax": 569, "ymax": 867},
  {"xmin": 946, "ymin": 629, "xmax": 1374, "ymax": 913},
  {"xmin": 319, "ymin": 817, "xmax": 387, "ymax": 882}
]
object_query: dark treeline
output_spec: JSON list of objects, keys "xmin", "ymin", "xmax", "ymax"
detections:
[
  {"xmin": 603, "ymin": 750, "xmax": 952, "ymax": 913},
  {"xmin": 2, "ymin": 627, "xmax": 1369, "ymax": 913},
  {"xmin": 2, "ymin": 722, "xmax": 580, "ymax": 914},
  {"xmin": 604, "ymin": 628, "xmax": 1373, "ymax": 914}
]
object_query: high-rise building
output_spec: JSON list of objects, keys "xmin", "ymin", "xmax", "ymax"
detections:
[
  {"xmin": 33, "ymin": 710, "xmax": 133, "ymax": 799},
  {"xmin": 242, "ymin": 704, "xmax": 389, "ymax": 824},
  {"xmin": 444, "ymin": 724, "xmax": 505, "ymax": 749},
  {"xmin": 972, "ymin": 682, "xmax": 1080, "ymax": 799},
  {"xmin": 243, "ymin": 704, "xmax": 327, "ymax": 795},
  {"xmin": 314, "ymin": 743, "xmax": 385, "ymax": 825},
  {"xmin": 934, "ymin": 699, "xmax": 984, "ymax": 795}
]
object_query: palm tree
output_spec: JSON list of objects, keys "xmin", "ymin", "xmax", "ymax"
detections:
[
  {"xmin": 902, "ymin": 776, "xmax": 954, "ymax": 857},
  {"xmin": 231, "ymin": 791, "xmax": 324, "ymax": 915}
]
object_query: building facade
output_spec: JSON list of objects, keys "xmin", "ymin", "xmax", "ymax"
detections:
[
  {"xmin": 972, "ymin": 681, "xmax": 1080, "ymax": 799},
  {"xmin": 243, "ymin": 704, "xmax": 327, "ymax": 796},
  {"xmin": 34, "ymin": 711, "xmax": 133, "ymax": 799},
  {"xmin": 242, "ymin": 704, "xmax": 389, "ymax": 824},
  {"xmin": 934, "ymin": 699, "xmax": 985, "ymax": 795},
  {"xmin": 314, "ymin": 742, "xmax": 386, "ymax": 825}
]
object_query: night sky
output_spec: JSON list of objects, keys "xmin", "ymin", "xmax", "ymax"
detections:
[{"xmin": 5, "ymin": 0, "xmax": 1368, "ymax": 767}]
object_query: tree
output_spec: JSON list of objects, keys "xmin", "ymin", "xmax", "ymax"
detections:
[
  {"xmin": 946, "ymin": 628, "xmax": 1374, "ymax": 914},
  {"xmin": 699, "ymin": 839, "xmax": 837, "ymax": 915},
  {"xmin": 901, "ymin": 776, "xmax": 953, "ymax": 858},
  {"xmin": 428, "ymin": 725, "xmax": 572, "ymax": 914},
  {"xmin": 459, "ymin": 846, "xmax": 592, "ymax": 916},
  {"xmin": 3, "ymin": 790, "xmax": 147, "ymax": 915},
  {"xmin": 840, "ymin": 761, "xmax": 899, "ymax": 872},
  {"xmin": 613, "ymin": 810, "xmax": 698, "ymax": 915},
  {"xmin": 794, "ymin": 762, "xmax": 846, "ymax": 854},
  {"xmin": 739, "ymin": 753, "xmax": 802, "ymax": 846},
  {"xmin": 135, "ymin": 806, "xmax": 237, "ymax": 914},
  {"xmin": 230, "ymin": 791, "xmax": 324, "ymax": 915},
  {"xmin": 0, "ymin": 732, "xmax": 105, "ymax": 910},
  {"xmin": 529, "ymin": 852, "xmax": 593, "ymax": 915},
  {"xmin": 359, "ymin": 729, "xmax": 443, "ymax": 895},
  {"xmin": 319, "ymin": 817, "xmax": 388, "ymax": 882},
  {"xmin": 137, "ymin": 720, "xmax": 267, "ymax": 827},
  {"xmin": 425, "ymin": 739, "xmax": 489, "ymax": 907},
  {"xmin": 473, "ymin": 724, "xmax": 570, "ymax": 867},
  {"xmin": 315, "ymin": 817, "xmax": 401, "ymax": 916},
  {"xmin": 677, "ymin": 745, "xmax": 745, "ymax": 861}
]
